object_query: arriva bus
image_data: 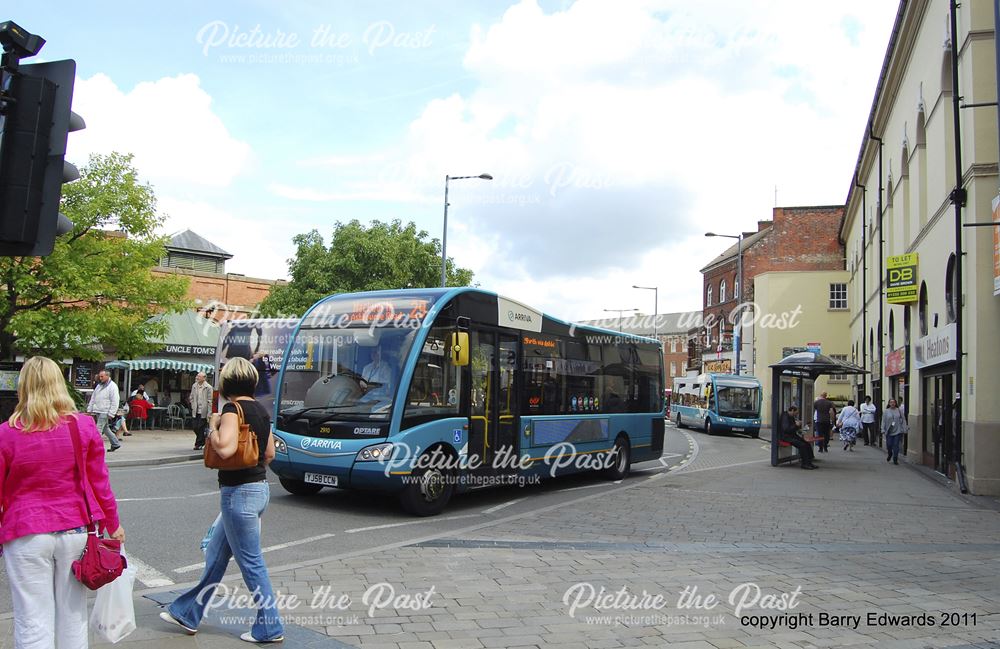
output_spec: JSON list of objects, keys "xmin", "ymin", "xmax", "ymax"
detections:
[
  {"xmin": 266, "ymin": 288, "xmax": 665, "ymax": 515},
  {"xmin": 671, "ymin": 373, "xmax": 762, "ymax": 437}
]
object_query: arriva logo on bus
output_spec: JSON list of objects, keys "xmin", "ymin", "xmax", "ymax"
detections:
[{"xmin": 301, "ymin": 438, "xmax": 343, "ymax": 451}]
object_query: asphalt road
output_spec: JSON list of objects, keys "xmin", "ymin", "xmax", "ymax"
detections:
[{"xmin": 0, "ymin": 424, "xmax": 701, "ymax": 614}]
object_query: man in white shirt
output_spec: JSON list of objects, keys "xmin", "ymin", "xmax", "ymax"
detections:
[
  {"xmin": 859, "ymin": 395, "xmax": 877, "ymax": 446},
  {"xmin": 87, "ymin": 370, "xmax": 122, "ymax": 452},
  {"xmin": 361, "ymin": 346, "xmax": 393, "ymax": 401}
]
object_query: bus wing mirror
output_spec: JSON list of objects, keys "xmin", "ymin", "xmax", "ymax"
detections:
[{"xmin": 451, "ymin": 332, "xmax": 469, "ymax": 366}]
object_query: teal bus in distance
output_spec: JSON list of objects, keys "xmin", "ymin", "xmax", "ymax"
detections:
[
  {"xmin": 671, "ymin": 373, "xmax": 762, "ymax": 437},
  {"xmin": 267, "ymin": 288, "xmax": 665, "ymax": 515}
]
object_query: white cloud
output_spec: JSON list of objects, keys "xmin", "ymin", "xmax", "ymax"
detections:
[
  {"xmin": 68, "ymin": 73, "xmax": 252, "ymax": 188},
  {"xmin": 218, "ymin": 0, "xmax": 897, "ymax": 321}
]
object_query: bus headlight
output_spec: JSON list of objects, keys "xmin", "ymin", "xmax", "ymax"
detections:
[
  {"xmin": 274, "ymin": 436, "xmax": 287, "ymax": 454},
  {"xmin": 357, "ymin": 443, "xmax": 394, "ymax": 462}
]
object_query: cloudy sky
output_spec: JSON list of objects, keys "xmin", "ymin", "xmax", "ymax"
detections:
[{"xmin": 9, "ymin": 0, "xmax": 899, "ymax": 321}]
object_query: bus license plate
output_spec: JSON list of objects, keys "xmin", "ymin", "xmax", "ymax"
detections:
[
  {"xmin": 732, "ymin": 427, "xmax": 744, "ymax": 432},
  {"xmin": 305, "ymin": 472, "xmax": 338, "ymax": 487}
]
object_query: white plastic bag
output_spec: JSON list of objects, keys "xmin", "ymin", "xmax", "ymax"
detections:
[{"xmin": 90, "ymin": 552, "xmax": 137, "ymax": 644}]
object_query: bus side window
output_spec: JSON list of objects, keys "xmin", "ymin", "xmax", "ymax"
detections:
[{"xmin": 403, "ymin": 328, "xmax": 461, "ymax": 425}]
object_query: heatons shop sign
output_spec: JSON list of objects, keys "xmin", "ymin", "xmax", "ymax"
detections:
[{"xmin": 887, "ymin": 253, "xmax": 918, "ymax": 304}]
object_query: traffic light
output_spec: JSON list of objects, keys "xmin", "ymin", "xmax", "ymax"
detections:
[
  {"xmin": 0, "ymin": 22, "xmax": 83, "ymax": 257},
  {"xmin": 0, "ymin": 59, "xmax": 83, "ymax": 256}
]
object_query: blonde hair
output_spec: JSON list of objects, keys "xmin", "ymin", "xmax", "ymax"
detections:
[
  {"xmin": 219, "ymin": 357, "xmax": 258, "ymax": 399},
  {"xmin": 9, "ymin": 356, "xmax": 77, "ymax": 432}
]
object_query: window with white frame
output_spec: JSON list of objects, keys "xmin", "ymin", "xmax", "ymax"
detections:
[
  {"xmin": 720, "ymin": 279, "xmax": 727, "ymax": 303},
  {"xmin": 829, "ymin": 354, "xmax": 849, "ymax": 383},
  {"xmin": 670, "ymin": 362, "xmax": 676, "ymax": 376},
  {"xmin": 829, "ymin": 283, "xmax": 848, "ymax": 310},
  {"xmin": 670, "ymin": 338, "xmax": 677, "ymax": 353},
  {"xmin": 706, "ymin": 285, "xmax": 713, "ymax": 306}
]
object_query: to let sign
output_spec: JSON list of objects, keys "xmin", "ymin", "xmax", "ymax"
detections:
[{"xmin": 887, "ymin": 253, "xmax": 919, "ymax": 304}]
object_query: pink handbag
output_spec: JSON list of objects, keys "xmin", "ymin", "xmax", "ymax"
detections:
[{"xmin": 68, "ymin": 416, "xmax": 126, "ymax": 590}]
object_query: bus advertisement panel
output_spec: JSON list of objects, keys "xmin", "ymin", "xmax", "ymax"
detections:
[
  {"xmin": 216, "ymin": 318, "xmax": 299, "ymax": 416},
  {"xmin": 266, "ymin": 288, "xmax": 665, "ymax": 516}
]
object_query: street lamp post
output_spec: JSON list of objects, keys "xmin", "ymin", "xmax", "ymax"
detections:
[
  {"xmin": 632, "ymin": 285, "xmax": 658, "ymax": 338},
  {"xmin": 441, "ymin": 173, "xmax": 492, "ymax": 288},
  {"xmin": 705, "ymin": 232, "xmax": 744, "ymax": 375},
  {"xmin": 603, "ymin": 308, "xmax": 638, "ymax": 333}
]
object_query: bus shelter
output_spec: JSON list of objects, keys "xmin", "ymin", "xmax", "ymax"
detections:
[{"xmin": 769, "ymin": 352, "xmax": 867, "ymax": 466}]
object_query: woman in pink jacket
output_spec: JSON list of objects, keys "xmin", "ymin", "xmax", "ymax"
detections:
[{"xmin": 0, "ymin": 357, "xmax": 125, "ymax": 649}]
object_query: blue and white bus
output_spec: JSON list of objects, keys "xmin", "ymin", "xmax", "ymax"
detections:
[
  {"xmin": 266, "ymin": 288, "xmax": 665, "ymax": 515},
  {"xmin": 671, "ymin": 373, "xmax": 762, "ymax": 437}
]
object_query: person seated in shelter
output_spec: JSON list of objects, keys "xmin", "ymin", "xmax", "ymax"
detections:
[{"xmin": 778, "ymin": 405, "xmax": 817, "ymax": 470}]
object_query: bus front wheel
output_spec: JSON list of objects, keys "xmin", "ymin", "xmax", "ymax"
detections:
[
  {"xmin": 675, "ymin": 413, "xmax": 685, "ymax": 429},
  {"xmin": 279, "ymin": 476, "xmax": 324, "ymax": 496},
  {"xmin": 603, "ymin": 436, "xmax": 631, "ymax": 480},
  {"xmin": 705, "ymin": 419, "xmax": 715, "ymax": 435},
  {"xmin": 399, "ymin": 461, "xmax": 454, "ymax": 516}
]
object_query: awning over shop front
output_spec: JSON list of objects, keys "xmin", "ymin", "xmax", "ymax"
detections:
[{"xmin": 106, "ymin": 359, "xmax": 215, "ymax": 374}]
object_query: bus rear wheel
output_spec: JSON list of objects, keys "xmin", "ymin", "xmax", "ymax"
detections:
[
  {"xmin": 399, "ymin": 463, "xmax": 454, "ymax": 516},
  {"xmin": 279, "ymin": 476, "xmax": 324, "ymax": 496},
  {"xmin": 603, "ymin": 436, "xmax": 631, "ymax": 480}
]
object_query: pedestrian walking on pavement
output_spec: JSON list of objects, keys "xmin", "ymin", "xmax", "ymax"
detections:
[
  {"xmin": 0, "ymin": 357, "xmax": 125, "ymax": 649},
  {"xmin": 812, "ymin": 391, "xmax": 836, "ymax": 453},
  {"xmin": 779, "ymin": 405, "xmax": 817, "ymax": 469},
  {"xmin": 161, "ymin": 357, "xmax": 284, "ymax": 644},
  {"xmin": 882, "ymin": 399, "xmax": 907, "ymax": 464},
  {"xmin": 190, "ymin": 371, "xmax": 213, "ymax": 451},
  {"xmin": 837, "ymin": 399, "xmax": 861, "ymax": 450},
  {"xmin": 860, "ymin": 396, "xmax": 877, "ymax": 446},
  {"xmin": 86, "ymin": 369, "xmax": 122, "ymax": 452}
]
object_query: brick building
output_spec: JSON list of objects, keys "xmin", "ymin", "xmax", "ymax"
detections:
[
  {"xmin": 152, "ymin": 230, "xmax": 287, "ymax": 321},
  {"xmin": 692, "ymin": 205, "xmax": 845, "ymax": 373}
]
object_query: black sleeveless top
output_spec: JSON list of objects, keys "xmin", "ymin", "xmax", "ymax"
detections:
[{"xmin": 217, "ymin": 399, "xmax": 269, "ymax": 487}]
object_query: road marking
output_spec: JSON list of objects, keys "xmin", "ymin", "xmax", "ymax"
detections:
[
  {"xmin": 482, "ymin": 498, "xmax": 525, "ymax": 514},
  {"xmin": 557, "ymin": 483, "xmax": 605, "ymax": 493},
  {"xmin": 118, "ymin": 490, "xmax": 218, "ymax": 502},
  {"xmin": 174, "ymin": 532, "xmax": 338, "ymax": 574},
  {"xmin": 128, "ymin": 553, "xmax": 175, "ymax": 587},
  {"xmin": 344, "ymin": 514, "xmax": 478, "ymax": 534},
  {"xmin": 671, "ymin": 458, "xmax": 768, "ymax": 475}
]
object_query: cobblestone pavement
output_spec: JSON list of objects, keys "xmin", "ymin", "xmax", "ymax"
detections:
[
  {"xmin": 4, "ymin": 429, "xmax": 1000, "ymax": 648},
  {"xmin": 260, "ymin": 433, "xmax": 1000, "ymax": 649}
]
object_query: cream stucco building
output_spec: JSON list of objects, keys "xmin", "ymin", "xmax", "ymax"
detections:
[
  {"xmin": 752, "ymin": 271, "xmax": 853, "ymax": 428},
  {"xmin": 842, "ymin": 0, "xmax": 1000, "ymax": 493}
]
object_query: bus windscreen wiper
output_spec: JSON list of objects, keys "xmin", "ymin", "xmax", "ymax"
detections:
[{"xmin": 280, "ymin": 405, "xmax": 365, "ymax": 424}]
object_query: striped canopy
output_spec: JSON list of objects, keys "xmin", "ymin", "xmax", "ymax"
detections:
[{"xmin": 105, "ymin": 359, "xmax": 215, "ymax": 374}]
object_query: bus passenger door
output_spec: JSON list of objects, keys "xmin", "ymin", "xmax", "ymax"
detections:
[
  {"xmin": 468, "ymin": 331, "xmax": 494, "ymax": 468},
  {"xmin": 494, "ymin": 334, "xmax": 519, "ymax": 473}
]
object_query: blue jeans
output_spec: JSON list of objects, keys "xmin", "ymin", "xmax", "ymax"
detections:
[
  {"xmin": 168, "ymin": 482, "xmax": 284, "ymax": 640},
  {"xmin": 887, "ymin": 434, "xmax": 903, "ymax": 461}
]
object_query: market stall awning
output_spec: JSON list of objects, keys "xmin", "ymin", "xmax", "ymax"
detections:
[
  {"xmin": 149, "ymin": 310, "xmax": 220, "ymax": 356},
  {"xmin": 105, "ymin": 359, "xmax": 215, "ymax": 374}
]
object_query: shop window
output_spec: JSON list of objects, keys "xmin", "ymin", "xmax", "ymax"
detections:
[
  {"xmin": 945, "ymin": 253, "xmax": 958, "ymax": 323},
  {"xmin": 918, "ymin": 281, "xmax": 928, "ymax": 336}
]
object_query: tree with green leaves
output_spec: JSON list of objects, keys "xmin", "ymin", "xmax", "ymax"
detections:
[
  {"xmin": 0, "ymin": 152, "xmax": 190, "ymax": 360},
  {"xmin": 259, "ymin": 219, "xmax": 474, "ymax": 317}
]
